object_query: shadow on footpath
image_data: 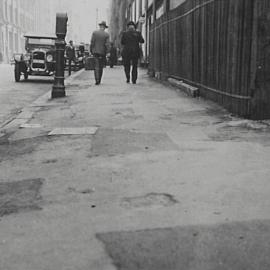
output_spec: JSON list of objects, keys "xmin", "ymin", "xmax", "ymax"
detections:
[{"xmin": 97, "ymin": 219, "xmax": 270, "ymax": 270}]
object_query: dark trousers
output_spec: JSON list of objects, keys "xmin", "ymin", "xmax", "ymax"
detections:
[
  {"xmin": 123, "ymin": 56, "xmax": 138, "ymax": 83},
  {"xmin": 68, "ymin": 59, "xmax": 75, "ymax": 76},
  {"xmin": 94, "ymin": 54, "xmax": 105, "ymax": 83}
]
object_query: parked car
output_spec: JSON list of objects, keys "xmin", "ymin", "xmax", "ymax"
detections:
[{"xmin": 13, "ymin": 33, "xmax": 57, "ymax": 82}]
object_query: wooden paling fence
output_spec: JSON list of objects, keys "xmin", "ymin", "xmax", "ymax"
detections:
[{"xmin": 149, "ymin": 0, "xmax": 270, "ymax": 119}]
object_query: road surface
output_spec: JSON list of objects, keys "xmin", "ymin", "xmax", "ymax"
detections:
[{"xmin": 0, "ymin": 64, "xmax": 54, "ymax": 127}]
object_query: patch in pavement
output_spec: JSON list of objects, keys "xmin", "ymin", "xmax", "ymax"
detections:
[
  {"xmin": 0, "ymin": 137, "xmax": 42, "ymax": 162},
  {"xmin": 90, "ymin": 129, "xmax": 178, "ymax": 156},
  {"xmin": 112, "ymin": 108, "xmax": 143, "ymax": 120},
  {"xmin": 121, "ymin": 193, "xmax": 177, "ymax": 209},
  {"xmin": 48, "ymin": 127, "xmax": 98, "ymax": 136},
  {"xmin": 0, "ymin": 178, "xmax": 44, "ymax": 217},
  {"xmin": 97, "ymin": 220, "xmax": 270, "ymax": 270}
]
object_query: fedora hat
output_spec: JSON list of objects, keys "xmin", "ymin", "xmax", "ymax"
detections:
[
  {"xmin": 127, "ymin": 21, "xmax": 136, "ymax": 27},
  {"xmin": 99, "ymin": 21, "xmax": 108, "ymax": 28}
]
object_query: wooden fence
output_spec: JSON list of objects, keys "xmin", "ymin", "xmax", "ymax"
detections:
[{"xmin": 149, "ymin": 0, "xmax": 270, "ymax": 119}]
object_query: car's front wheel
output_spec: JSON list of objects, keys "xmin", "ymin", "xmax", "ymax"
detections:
[{"xmin": 14, "ymin": 64, "xmax": 21, "ymax": 82}]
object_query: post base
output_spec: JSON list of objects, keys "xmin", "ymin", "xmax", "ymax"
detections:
[{"xmin": 51, "ymin": 85, "xmax": 66, "ymax": 98}]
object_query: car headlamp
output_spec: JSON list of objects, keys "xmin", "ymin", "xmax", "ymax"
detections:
[
  {"xmin": 14, "ymin": 54, "xmax": 22, "ymax": 61},
  {"xmin": 23, "ymin": 54, "xmax": 30, "ymax": 61},
  {"xmin": 46, "ymin": 54, "xmax": 53, "ymax": 62}
]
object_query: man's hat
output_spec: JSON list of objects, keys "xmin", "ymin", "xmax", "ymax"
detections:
[
  {"xmin": 127, "ymin": 21, "xmax": 136, "ymax": 27},
  {"xmin": 99, "ymin": 21, "xmax": 108, "ymax": 28}
]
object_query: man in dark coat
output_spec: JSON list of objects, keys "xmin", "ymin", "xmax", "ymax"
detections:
[
  {"xmin": 66, "ymin": 40, "xmax": 76, "ymax": 76},
  {"xmin": 121, "ymin": 21, "xmax": 144, "ymax": 84},
  {"xmin": 90, "ymin": 21, "xmax": 110, "ymax": 85}
]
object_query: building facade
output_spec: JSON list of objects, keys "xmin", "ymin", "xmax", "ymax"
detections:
[
  {"xmin": 109, "ymin": 0, "xmax": 127, "ymax": 48},
  {"xmin": 127, "ymin": 0, "xmax": 270, "ymax": 119},
  {"xmin": 113, "ymin": 0, "xmax": 270, "ymax": 119},
  {"xmin": 0, "ymin": 0, "xmax": 56, "ymax": 64},
  {"xmin": 111, "ymin": 0, "xmax": 183, "ymax": 65},
  {"xmin": 0, "ymin": 0, "xmax": 37, "ymax": 63}
]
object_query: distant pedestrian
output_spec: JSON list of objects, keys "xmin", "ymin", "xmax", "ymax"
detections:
[
  {"xmin": 121, "ymin": 21, "xmax": 144, "ymax": 84},
  {"xmin": 109, "ymin": 42, "xmax": 117, "ymax": 68},
  {"xmin": 90, "ymin": 21, "xmax": 110, "ymax": 85},
  {"xmin": 66, "ymin": 40, "xmax": 75, "ymax": 76}
]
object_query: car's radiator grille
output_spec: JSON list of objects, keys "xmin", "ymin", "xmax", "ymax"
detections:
[{"xmin": 32, "ymin": 51, "xmax": 45, "ymax": 69}]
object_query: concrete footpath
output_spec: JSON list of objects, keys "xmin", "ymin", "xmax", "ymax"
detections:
[{"xmin": 1, "ymin": 67, "xmax": 270, "ymax": 270}]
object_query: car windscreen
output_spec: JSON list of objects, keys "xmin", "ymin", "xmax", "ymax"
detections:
[{"xmin": 28, "ymin": 38, "xmax": 55, "ymax": 45}]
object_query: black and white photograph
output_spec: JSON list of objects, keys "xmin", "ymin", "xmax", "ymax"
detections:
[{"xmin": 1, "ymin": 0, "xmax": 270, "ymax": 269}]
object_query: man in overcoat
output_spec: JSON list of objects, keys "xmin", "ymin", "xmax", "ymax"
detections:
[
  {"xmin": 121, "ymin": 21, "xmax": 144, "ymax": 84},
  {"xmin": 66, "ymin": 40, "xmax": 75, "ymax": 76},
  {"xmin": 90, "ymin": 21, "xmax": 110, "ymax": 85}
]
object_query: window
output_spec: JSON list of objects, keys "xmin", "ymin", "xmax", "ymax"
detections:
[
  {"xmin": 170, "ymin": 0, "xmax": 186, "ymax": 10},
  {"xmin": 0, "ymin": 1, "xmax": 3, "ymax": 21},
  {"xmin": 141, "ymin": 0, "xmax": 145, "ymax": 12},
  {"xmin": 9, "ymin": 4, "xmax": 12, "ymax": 23},
  {"xmin": 15, "ymin": 33, "xmax": 18, "ymax": 51},
  {"xmin": 28, "ymin": 38, "xmax": 55, "ymax": 45},
  {"xmin": 136, "ymin": 0, "xmax": 140, "ymax": 21},
  {"xmin": 132, "ymin": 1, "xmax": 136, "ymax": 22},
  {"xmin": 15, "ymin": 8, "xmax": 18, "ymax": 24},
  {"xmin": 9, "ymin": 31, "xmax": 13, "ymax": 51},
  {"xmin": 129, "ymin": 4, "xmax": 133, "ymax": 21},
  {"xmin": 5, "ymin": 1, "xmax": 8, "ymax": 20},
  {"xmin": 156, "ymin": 3, "xmax": 164, "ymax": 19}
]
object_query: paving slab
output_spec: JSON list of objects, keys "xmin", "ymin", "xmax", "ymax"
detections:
[
  {"xmin": 48, "ymin": 126, "xmax": 98, "ymax": 136},
  {"xmin": 20, "ymin": 123, "xmax": 43, "ymax": 129}
]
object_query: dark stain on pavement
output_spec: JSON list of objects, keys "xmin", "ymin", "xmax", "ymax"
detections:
[
  {"xmin": 89, "ymin": 129, "xmax": 179, "ymax": 157},
  {"xmin": 0, "ymin": 137, "xmax": 42, "ymax": 163},
  {"xmin": 42, "ymin": 158, "xmax": 58, "ymax": 164},
  {"xmin": 0, "ymin": 178, "xmax": 44, "ymax": 217},
  {"xmin": 66, "ymin": 84, "xmax": 91, "ymax": 90},
  {"xmin": 208, "ymin": 124, "xmax": 270, "ymax": 144},
  {"xmin": 97, "ymin": 219, "xmax": 270, "ymax": 270}
]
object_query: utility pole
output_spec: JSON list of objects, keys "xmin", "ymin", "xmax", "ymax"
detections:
[{"xmin": 52, "ymin": 13, "xmax": 68, "ymax": 99}]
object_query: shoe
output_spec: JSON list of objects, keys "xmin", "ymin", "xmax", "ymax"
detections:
[
  {"xmin": 95, "ymin": 81, "xmax": 100, "ymax": 85},
  {"xmin": 126, "ymin": 80, "xmax": 130, "ymax": 83},
  {"xmin": 132, "ymin": 81, "xmax": 136, "ymax": 84}
]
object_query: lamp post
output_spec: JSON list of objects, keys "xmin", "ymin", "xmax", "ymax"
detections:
[{"xmin": 52, "ymin": 13, "xmax": 68, "ymax": 99}]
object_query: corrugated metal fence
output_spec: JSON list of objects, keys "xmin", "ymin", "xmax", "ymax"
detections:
[{"xmin": 149, "ymin": 0, "xmax": 270, "ymax": 119}]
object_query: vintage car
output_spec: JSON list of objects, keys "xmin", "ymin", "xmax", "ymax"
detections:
[{"xmin": 13, "ymin": 33, "xmax": 57, "ymax": 82}]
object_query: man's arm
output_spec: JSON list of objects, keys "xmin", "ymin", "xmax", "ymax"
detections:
[
  {"xmin": 139, "ymin": 32, "xmax": 145, "ymax": 44},
  {"xmin": 65, "ymin": 45, "xmax": 70, "ymax": 58},
  {"xmin": 121, "ymin": 32, "xmax": 126, "ymax": 46},
  {"xmin": 105, "ymin": 34, "xmax": 110, "ymax": 54},
  {"xmin": 90, "ymin": 32, "xmax": 95, "ymax": 54}
]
